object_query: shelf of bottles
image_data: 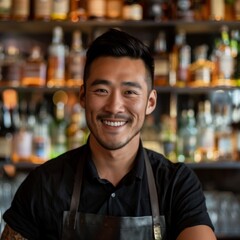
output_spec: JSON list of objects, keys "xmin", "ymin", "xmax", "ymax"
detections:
[
  {"xmin": 1, "ymin": 1, "xmax": 240, "ymax": 238},
  {"xmin": 0, "ymin": 0, "xmax": 239, "ymax": 167}
]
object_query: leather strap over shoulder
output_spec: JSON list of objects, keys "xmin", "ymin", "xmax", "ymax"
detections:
[
  {"xmin": 68, "ymin": 150, "xmax": 86, "ymax": 229},
  {"xmin": 144, "ymin": 149, "xmax": 162, "ymax": 240}
]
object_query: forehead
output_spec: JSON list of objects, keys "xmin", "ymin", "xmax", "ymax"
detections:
[{"xmin": 87, "ymin": 56, "xmax": 147, "ymax": 85}]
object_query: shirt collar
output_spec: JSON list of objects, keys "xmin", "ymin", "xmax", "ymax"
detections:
[{"xmin": 85, "ymin": 140, "xmax": 146, "ymax": 182}]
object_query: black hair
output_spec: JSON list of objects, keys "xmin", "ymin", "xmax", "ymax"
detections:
[{"xmin": 83, "ymin": 28, "xmax": 154, "ymax": 90}]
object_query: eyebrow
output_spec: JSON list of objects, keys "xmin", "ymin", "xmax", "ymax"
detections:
[{"xmin": 90, "ymin": 79, "xmax": 142, "ymax": 89}]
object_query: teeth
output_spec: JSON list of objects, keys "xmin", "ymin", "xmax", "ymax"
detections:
[{"xmin": 103, "ymin": 121, "xmax": 126, "ymax": 127}]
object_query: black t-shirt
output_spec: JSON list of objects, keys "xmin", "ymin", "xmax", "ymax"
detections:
[{"xmin": 3, "ymin": 143, "xmax": 213, "ymax": 239}]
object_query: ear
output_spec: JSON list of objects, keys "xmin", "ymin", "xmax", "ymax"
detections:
[
  {"xmin": 79, "ymin": 84, "xmax": 86, "ymax": 109},
  {"xmin": 146, "ymin": 89, "xmax": 157, "ymax": 115}
]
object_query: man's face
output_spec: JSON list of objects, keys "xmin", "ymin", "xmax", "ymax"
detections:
[{"xmin": 80, "ymin": 56, "xmax": 156, "ymax": 150}]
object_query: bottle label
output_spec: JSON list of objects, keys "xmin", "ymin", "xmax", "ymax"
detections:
[
  {"xmin": 210, "ymin": 0, "xmax": 224, "ymax": 20},
  {"xmin": 235, "ymin": 0, "xmax": 240, "ymax": 19},
  {"xmin": 12, "ymin": 0, "xmax": 29, "ymax": 17},
  {"xmin": 23, "ymin": 62, "xmax": 46, "ymax": 80},
  {"xmin": 123, "ymin": 3, "xmax": 142, "ymax": 20},
  {"xmin": 88, "ymin": 0, "xmax": 106, "ymax": 18},
  {"xmin": 13, "ymin": 131, "xmax": 32, "ymax": 159},
  {"xmin": 0, "ymin": 0, "xmax": 11, "ymax": 10},
  {"xmin": 68, "ymin": 55, "xmax": 85, "ymax": 80},
  {"xmin": 219, "ymin": 55, "xmax": 234, "ymax": 79},
  {"xmin": 154, "ymin": 58, "xmax": 169, "ymax": 77},
  {"xmin": 106, "ymin": 0, "xmax": 122, "ymax": 19},
  {"xmin": 52, "ymin": 0, "xmax": 69, "ymax": 16},
  {"xmin": 1, "ymin": 64, "xmax": 22, "ymax": 86},
  {"xmin": 0, "ymin": 134, "xmax": 12, "ymax": 160},
  {"xmin": 195, "ymin": 67, "xmax": 211, "ymax": 84},
  {"xmin": 198, "ymin": 127, "xmax": 215, "ymax": 149},
  {"xmin": 218, "ymin": 135, "xmax": 233, "ymax": 156},
  {"xmin": 34, "ymin": 0, "xmax": 52, "ymax": 18},
  {"xmin": 48, "ymin": 56, "xmax": 65, "ymax": 80}
]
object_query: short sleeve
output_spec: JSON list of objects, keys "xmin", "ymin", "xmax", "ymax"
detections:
[
  {"xmin": 170, "ymin": 165, "xmax": 213, "ymax": 237},
  {"xmin": 3, "ymin": 168, "xmax": 43, "ymax": 239}
]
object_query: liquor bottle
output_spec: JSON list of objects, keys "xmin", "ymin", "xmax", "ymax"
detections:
[
  {"xmin": 0, "ymin": 89, "xmax": 18, "ymax": 163},
  {"xmin": 144, "ymin": 0, "xmax": 171, "ymax": 21},
  {"xmin": 234, "ymin": 0, "xmax": 240, "ymax": 20},
  {"xmin": 47, "ymin": 26, "xmax": 66, "ymax": 87},
  {"xmin": 141, "ymin": 114, "xmax": 162, "ymax": 153},
  {"xmin": 0, "ymin": 100, "xmax": 10, "ymax": 163},
  {"xmin": 213, "ymin": 25, "xmax": 235, "ymax": 87},
  {"xmin": 172, "ymin": 30, "xmax": 191, "ymax": 87},
  {"xmin": 1, "ymin": 45, "xmax": 23, "ymax": 87},
  {"xmin": 33, "ymin": 0, "xmax": 52, "ymax": 21},
  {"xmin": 0, "ymin": 103, "xmax": 13, "ymax": 163},
  {"xmin": 231, "ymin": 89, "xmax": 240, "ymax": 160},
  {"xmin": 153, "ymin": 31, "xmax": 169, "ymax": 86},
  {"xmin": 11, "ymin": 0, "xmax": 30, "ymax": 21},
  {"xmin": 193, "ymin": 0, "xmax": 209, "ymax": 21},
  {"xmin": 12, "ymin": 100, "xmax": 33, "ymax": 163},
  {"xmin": 106, "ymin": 0, "xmax": 123, "ymax": 19},
  {"xmin": 21, "ymin": 46, "xmax": 47, "ymax": 87},
  {"xmin": 0, "ymin": 0, "xmax": 12, "ymax": 20},
  {"xmin": 122, "ymin": 0, "xmax": 143, "ymax": 20},
  {"xmin": 31, "ymin": 100, "xmax": 52, "ymax": 163},
  {"xmin": 0, "ymin": 44, "xmax": 5, "ymax": 82},
  {"xmin": 50, "ymin": 101, "xmax": 67, "ymax": 158},
  {"xmin": 66, "ymin": 30, "xmax": 86, "ymax": 87},
  {"xmin": 233, "ymin": 122, "xmax": 240, "ymax": 161},
  {"xmin": 214, "ymin": 103, "xmax": 233, "ymax": 161},
  {"xmin": 87, "ymin": 0, "xmax": 106, "ymax": 19},
  {"xmin": 159, "ymin": 114, "xmax": 177, "ymax": 162},
  {"xmin": 195, "ymin": 100, "xmax": 215, "ymax": 162},
  {"xmin": 66, "ymin": 103, "xmax": 88, "ymax": 150},
  {"xmin": 188, "ymin": 44, "xmax": 215, "ymax": 87},
  {"xmin": 177, "ymin": 109, "xmax": 197, "ymax": 163},
  {"xmin": 51, "ymin": 0, "xmax": 69, "ymax": 20},
  {"xmin": 174, "ymin": 0, "xmax": 194, "ymax": 21},
  {"xmin": 231, "ymin": 30, "xmax": 240, "ymax": 86},
  {"xmin": 210, "ymin": 0, "xmax": 225, "ymax": 20},
  {"xmin": 69, "ymin": 0, "xmax": 87, "ymax": 21},
  {"xmin": 224, "ymin": 0, "xmax": 235, "ymax": 20}
]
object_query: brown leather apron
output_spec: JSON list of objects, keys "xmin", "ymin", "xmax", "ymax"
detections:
[{"xmin": 62, "ymin": 150, "xmax": 166, "ymax": 240}]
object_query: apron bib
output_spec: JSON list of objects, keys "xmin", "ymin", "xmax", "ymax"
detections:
[{"xmin": 62, "ymin": 150, "xmax": 166, "ymax": 240}]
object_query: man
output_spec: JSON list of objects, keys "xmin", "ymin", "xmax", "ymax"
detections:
[{"xmin": 1, "ymin": 28, "xmax": 216, "ymax": 240}]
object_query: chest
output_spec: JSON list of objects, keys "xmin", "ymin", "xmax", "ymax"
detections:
[{"xmin": 79, "ymin": 174, "xmax": 152, "ymax": 216}]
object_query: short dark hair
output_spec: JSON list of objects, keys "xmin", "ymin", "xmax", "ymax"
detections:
[{"xmin": 83, "ymin": 28, "xmax": 154, "ymax": 91}]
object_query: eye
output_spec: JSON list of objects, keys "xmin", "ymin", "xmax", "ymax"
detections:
[
  {"xmin": 124, "ymin": 90, "xmax": 139, "ymax": 96},
  {"xmin": 93, "ymin": 88, "xmax": 108, "ymax": 95}
]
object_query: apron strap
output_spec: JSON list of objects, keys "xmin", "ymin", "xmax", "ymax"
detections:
[
  {"xmin": 68, "ymin": 152, "xmax": 86, "ymax": 229},
  {"xmin": 144, "ymin": 149, "xmax": 162, "ymax": 240}
]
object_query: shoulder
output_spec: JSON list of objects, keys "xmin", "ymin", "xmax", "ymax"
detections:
[
  {"xmin": 144, "ymin": 148, "xmax": 201, "ymax": 200},
  {"xmin": 145, "ymin": 148, "xmax": 194, "ymax": 180},
  {"xmin": 31, "ymin": 145, "xmax": 87, "ymax": 180},
  {"xmin": 14, "ymin": 145, "xmax": 88, "ymax": 205}
]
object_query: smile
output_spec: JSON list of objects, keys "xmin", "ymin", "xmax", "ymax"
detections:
[{"xmin": 102, "ymin": 120, "xmax": 127, "ymax": 127}]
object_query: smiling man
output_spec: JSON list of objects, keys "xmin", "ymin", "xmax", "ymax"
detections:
[{"xmin": 1, "ymin": 29, "xmax": 216, "ymax": 240}]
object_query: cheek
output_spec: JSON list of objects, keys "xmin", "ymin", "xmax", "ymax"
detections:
[
  {"xmin": 85, "ymin": 97, "xmax": 104, "ymax": 113},
  {"xmin": 129, "ymin": 99, "xmax": 148, "ymax": 115}
]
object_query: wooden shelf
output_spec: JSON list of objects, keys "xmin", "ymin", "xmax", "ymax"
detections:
[
  {"xmin": 0, "ymin": 86, "xmax": 81, "ymax": 93},
  {"xmin": 0, "ymin": 19, "xmax": 240, "ymax": 34}
]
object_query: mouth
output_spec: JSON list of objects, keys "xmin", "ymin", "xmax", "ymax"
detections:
[{"xmin": 102, "ymin": 120, "xmax": 127, "ymax": 127}]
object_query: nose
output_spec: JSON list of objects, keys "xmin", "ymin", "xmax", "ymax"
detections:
[{"xmin": 104, "ymin": 91, "xmax": 124, "ymax": 114}]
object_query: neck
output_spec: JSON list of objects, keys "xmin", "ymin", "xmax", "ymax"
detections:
[{"xmin": 89, "ymin": 135, "xmax": 140, "ymax": 186}]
